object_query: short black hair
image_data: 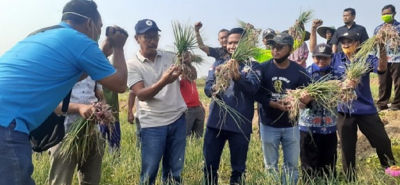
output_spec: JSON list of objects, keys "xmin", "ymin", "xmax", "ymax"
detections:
[
  {"xmin": 218, "ymin": 29, "xmax": 229, "ymax": 34},
  {"xmin": 344, "ymin": 8, "xmax": 356, "ymax": 16},
  {"xmin": 227, "ymin": 27, "xmax": 245, "ymax": 37},
  {"xmin": 382, "ymin": 4, "xmax": 396, "ymax": 14},
  {"xmin": 62, "ymin": 0, "xmax": 100, "ymax": 24}
]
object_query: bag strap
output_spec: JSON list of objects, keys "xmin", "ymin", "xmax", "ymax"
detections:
[
  {"xmin": 27, "ymin": 25, "xmax": 64, "ymax": 37},
  {"xmin": 61, "ymin": 91, "xmax": 72, "ymax": 113},
  {"xmin": 27, "ymin": 25, "xmax": 72, "ymax": 113}
]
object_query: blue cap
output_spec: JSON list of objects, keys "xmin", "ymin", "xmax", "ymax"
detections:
[{"xmin": 135, "ymin": 19, "xmax": 161, "ymax": 34}]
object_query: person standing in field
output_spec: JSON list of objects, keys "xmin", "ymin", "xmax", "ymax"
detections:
[
  {"xmin": 256, "ymin": 32, "xmax": 310, "ymax": 185},
  {"xmin": 331, "ymin": 30, "xmax": 395, "ymax": 180},
  {"xmin": 195, "ymin": 22, "xmax": 229, "ymax": 61},
  {"xmin": 127, "ymin": 19, "xmax": 188, "ymax": 185},
  {"xmin": 48, "ymin": 77, "xmax": 105, "ymax": 185},
  {"xmin": 179, "ymin": 58, "xmax": 205, "ymax": 138},
  {"xmin": 299, "ymin": 44, "xmax": 340, "ymax": 182},
  {"xmin": 330, "ymin": 8, "xmax": 369, "ymax": 53},
  {"xmin": 203, "ymin": 27, "xmax": 261, "ymax": 185},
  {"xmin": 0, "ymin": 0, "xmax": 128, "ymax": 184},
  {"xmin": 374, "ymin": 4, "xmax": 400, "ymax": 111}
]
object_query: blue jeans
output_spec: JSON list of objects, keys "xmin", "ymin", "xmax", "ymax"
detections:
[
  {"xmin": 260, "ymin": 124, "xmax": 300, "ymax": 185},
  {"xmin": 140, "ymin": 115, "xmax": 186, "ymax": 185},
  {"xmin": 203, "ymin": 127, "xmax": 250, "ymax": 185},
  {"xmin": 0, "ymin": 121, "xmax": 35, "ymax": 185}
]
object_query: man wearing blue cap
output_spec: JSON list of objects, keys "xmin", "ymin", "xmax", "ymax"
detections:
[{"xmin": 127, "ymin": 19, "xmax": 188, "ymax": 185}]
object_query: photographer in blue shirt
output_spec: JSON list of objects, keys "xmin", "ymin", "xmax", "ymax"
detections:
[{"xmin": 0, "ymin": 1, "xmax": 128, "ymax": 184}]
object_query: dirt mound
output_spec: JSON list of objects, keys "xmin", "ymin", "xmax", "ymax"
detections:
[{"xmin": 355, "ymin": 110, "xmax": 400, "ymax": 159}]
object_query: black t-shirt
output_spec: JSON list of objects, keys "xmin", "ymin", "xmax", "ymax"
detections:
[
  {"xmin": 208, "ymin": 47, "xmax": 228, "ymax": 61},
  {"xmin": 330, "ymin": 22, "xmax": 369, "ymax": 52},
  {"xmin": 256, "ymin": 60, "xmax": 310, "ymax": 127}
]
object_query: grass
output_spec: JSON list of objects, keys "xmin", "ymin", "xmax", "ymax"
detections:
[{"xmin": 31, "ymin": 76, "xmax": 400, "ymax": 185}]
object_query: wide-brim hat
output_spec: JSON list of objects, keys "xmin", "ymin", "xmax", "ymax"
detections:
[{"xmin": 317, "ymin": 26, "xmax": 336, "ymax": 39}]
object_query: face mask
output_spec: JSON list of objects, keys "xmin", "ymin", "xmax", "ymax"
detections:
[
  {"xmin": 382, "ymin": 14, "xmax": 394, "ymax": 23},
  {"xmin": 342, "ymin": 44, "xmax": 357, "ymax": 56},
  {"xmin": 274, "ymin": 52, "xmax": 291, "ymax": 64},
  {"xmin": 312, "ymin": 63, "xmax": 330, "ymax": 72}
]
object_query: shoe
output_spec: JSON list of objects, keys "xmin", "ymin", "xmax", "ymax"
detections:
[{"xmin": 378, "ymin": 106, "xmax": 389, "ymax": 111}]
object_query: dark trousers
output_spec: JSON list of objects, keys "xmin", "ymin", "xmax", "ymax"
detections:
[
  {"xmin": 377, "ymin": 63, "xmax": 400, "ymax": 109},
  {"xmin": 203, "ymin": 127, "xmax": 250, "ymax": 185},
  {"xmin": 300, "ymin": 131, "xmax": 337, "ymax": 181},
  {"xmin": 337, "ymin": 113, "xmax": 395, "ymax": 179},
  {"xmin": 185, "ymin": 106, "xmax": 205, "ymax": 138}
]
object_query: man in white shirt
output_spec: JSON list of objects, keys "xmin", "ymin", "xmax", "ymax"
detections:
[{"xmin": 127, "ymin": 19, "xmax": 187, "ymax": 185}]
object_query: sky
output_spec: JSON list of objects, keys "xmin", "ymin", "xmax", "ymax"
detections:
[{"xmin": 0, "ymin": 0, "xmax": 398, "ymax": 77}]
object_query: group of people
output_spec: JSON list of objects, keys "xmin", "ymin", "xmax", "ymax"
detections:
[{"xmin": 0, "ymin": 1, "xmax": 399, "ymax": 185}]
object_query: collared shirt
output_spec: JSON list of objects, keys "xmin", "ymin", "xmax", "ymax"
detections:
[
  {"xmin": 127, "ymin": 50, "xmax": 187, "ymax": 128},
  {"xmin": 256, "ymin": 60, "xmax": 310, "ymax": 128},
  {"xmin": 331, "ymin": 52, "xmax": 379, "ymax": 115},
  {"xmin": 205, "ymin": 58, "xmax": 261, "ymax": 135},
  {"xmin": 64, "ymin": 77, "xmax": 98, "ymax": 131},
  {"xmin": 298, "ymin": 64, "xmax": 342, "ymax": 134},
  {"xmin": 374, "ymin": 20, "xmax": 400, "ymax": 63},
  {"xmin": 288, "ymin": 42, "xmax": 309, "ymax": 68},
  {"xmin": 208, "ymin": 47, "xmax": 229, "ymax": 61},
  {"xmin": 0, "ymin": 22, "xmax": 115, "ymax": 134},
  {"xmin": 331, "ymin": 22, "xmax": 369, "ymax": 52}
]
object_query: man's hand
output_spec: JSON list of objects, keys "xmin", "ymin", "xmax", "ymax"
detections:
[
  {"xmin": 299, "ymin": 91, "xmax": 313, "ymax": 105},
  {"xmin": 312, "ymin": 19, "xmax": 323, "ymax": 30},
  {"xmin": 78, "ymin": 104, "xmax": 94, "ymax": 119},
  {"xmin": 161, "ymin": 65, "xmax": 182, "ymax": 85},
  {"xmin": 106, "ymin": 26, "xmax": 128, "ymax": 49},
  {"xmin": 128, "ymin": 111, "xmax": 135, "ymax": 124},
  {"xmin": 228, "ymin": 59, "xmax": 241, "ymax": 81},
  {"xmin": 194, "ymin": 22, "xmax": 203, "ymax": 32},
  {"xmin": 342, "ymin": 79, "xmax": 357, "ymax": 90},
  {"xmin": 269, "ymin": 100, "xmax": 290, "ymax": 112}
]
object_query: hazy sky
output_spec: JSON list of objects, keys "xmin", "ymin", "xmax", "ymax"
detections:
[{"xmin": 0, "ymin": 0, "xmax": 398, "ymax": 77}]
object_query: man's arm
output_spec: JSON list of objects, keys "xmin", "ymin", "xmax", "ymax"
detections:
[
  {"xmin": 132, "ymin": 65, "xmax": 181, "ymax": 101},
  {"xmin": 194, "ymin": 22, "xmax": 210, "ymax": 55},
  {"xmin": 127, "ymin": 88, "xmax": 136, "ymax": 124},
  {"xmin": 309, "ymin": 19, "xmax": 323, "ymax": 52},
  {"xmin": 54, "ymin": 103, "xmax": 94, "ymax": 119},
  {"xmin": 98, "ymin": 26, "xmax": 128, "ymax": 93}
]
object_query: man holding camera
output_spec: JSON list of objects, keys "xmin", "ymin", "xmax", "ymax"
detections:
[{"xmin": 0, "ymin": 0, "xmax": 128, "ymax": 184}]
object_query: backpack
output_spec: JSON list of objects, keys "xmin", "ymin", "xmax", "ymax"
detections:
[{"xmin": 26, "ymin": 25, "xmax": 72, "ymax": 152}]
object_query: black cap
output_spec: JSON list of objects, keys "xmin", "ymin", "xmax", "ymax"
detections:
[
  {"xmin": 135, "ymin": 19, "xmax": 161, "ymax": 34},
  {"xmin": 266, "ymin": 32, "xmax": 294, "ymax": 46},
  {"xmin": 262, "ymin": 28, "xmax": 276, "ymax": 39},
  {"xmin": 312, "ymin": 43, "xmax": 332, "ymax": 57},
  {"xmin": 338, "ymin": 31, "xmax": 360, "ymax": 42}
]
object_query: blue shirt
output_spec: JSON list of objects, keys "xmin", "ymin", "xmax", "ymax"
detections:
[
  {"xmin": 331, "ymin": 52, "xmax": 379, "ymax": 115},
  {"xmin": 298, "ymin": 64, "xmax": 341, "ymax": 134},
  {"xmin": 205, "ymin": 58, "xmax": 261, "ymax": 135},
  {"xmin": 0, "ymin": 22, "xmax": 116, "ymax": 134},
  {"xmin": 373, "ymin": 20, "xmax": 400, "ymax": 63},
  {"xmin": 256, "ymin": 60, "xmax": 310, "ymax": 128}
]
